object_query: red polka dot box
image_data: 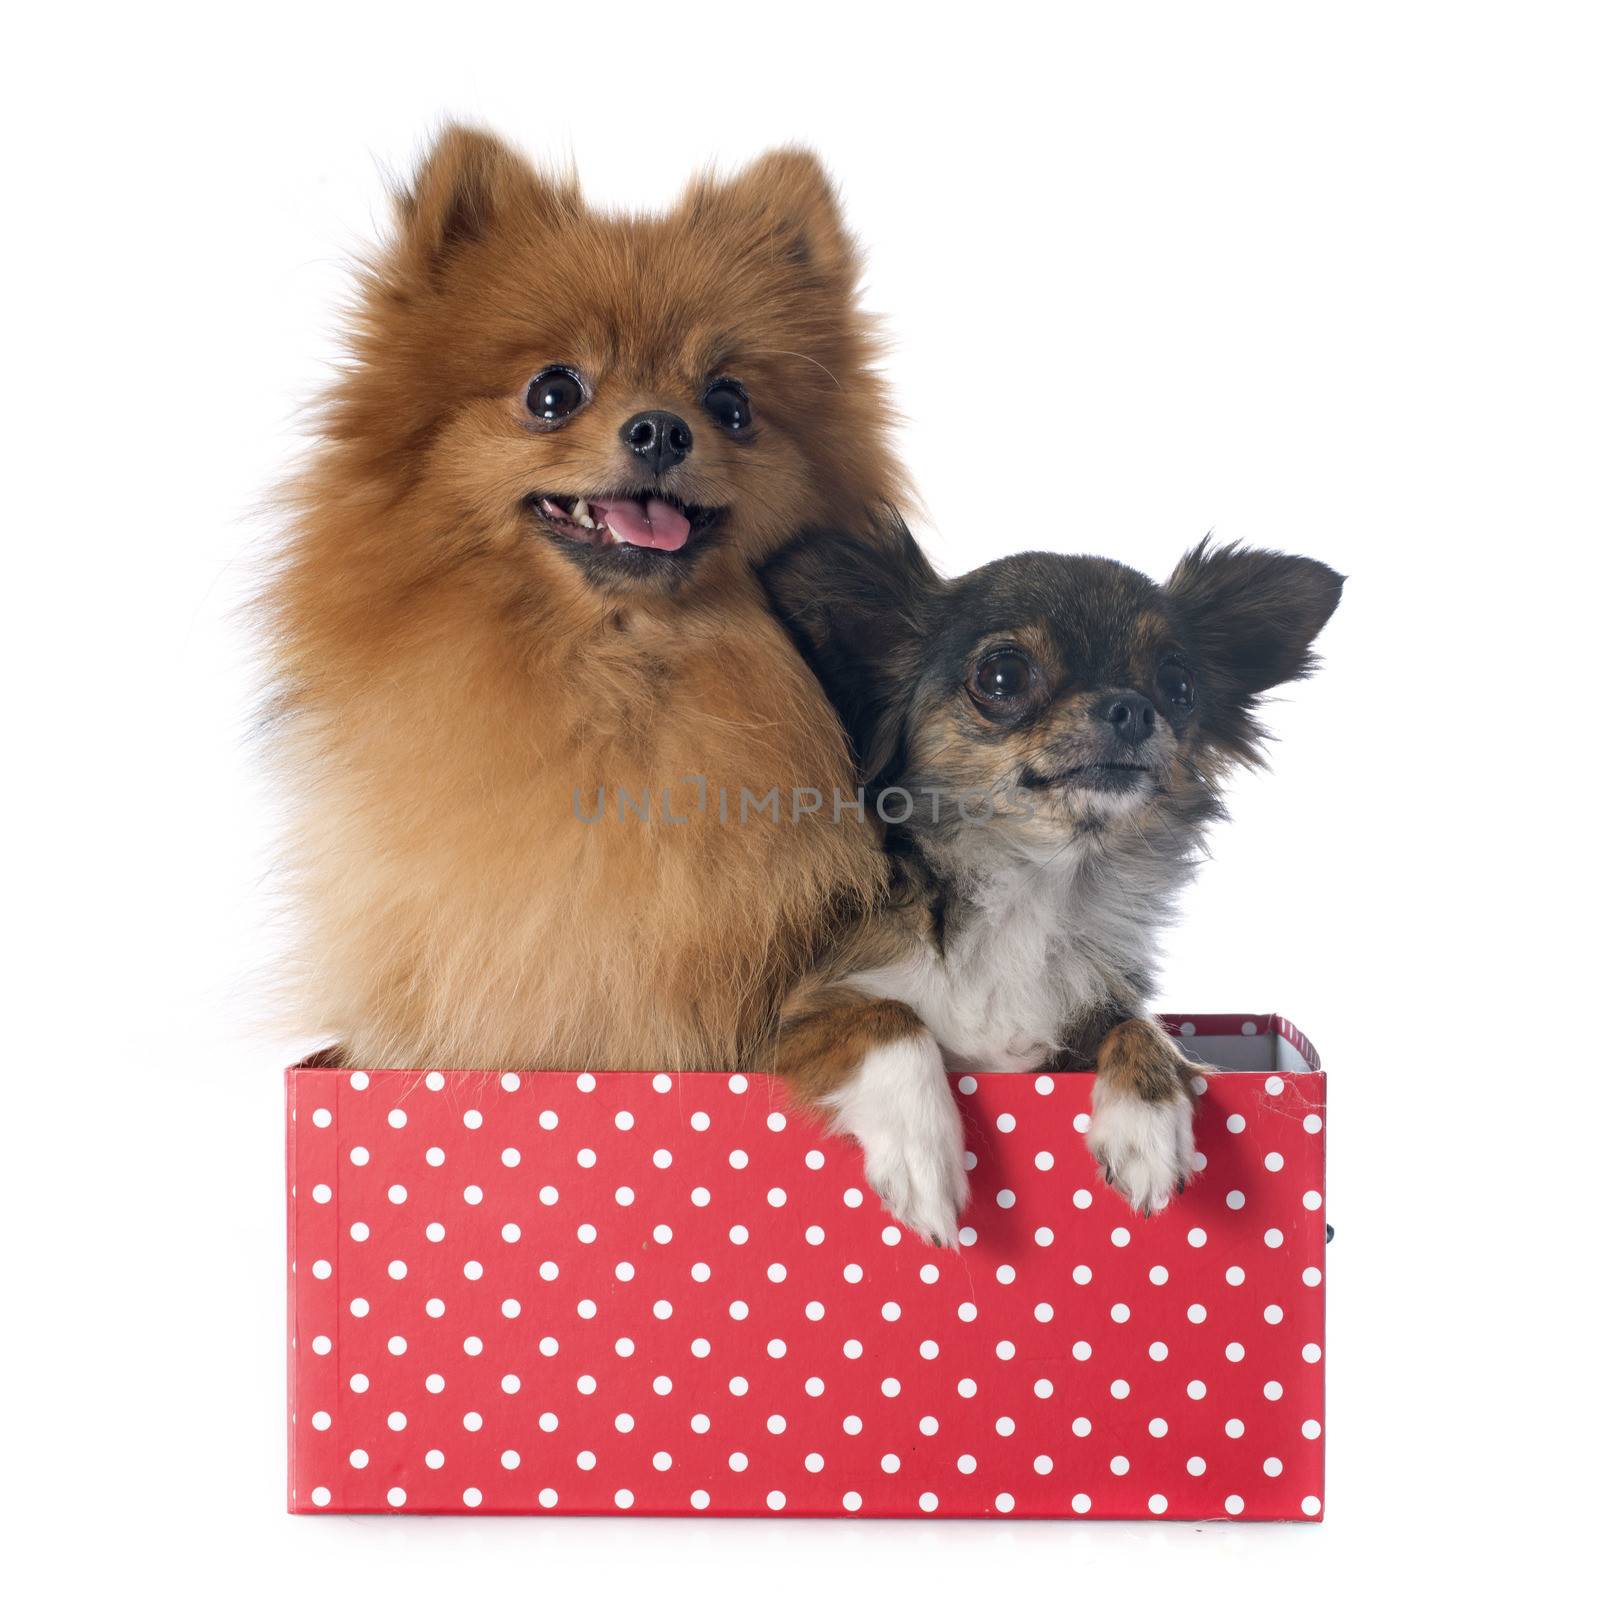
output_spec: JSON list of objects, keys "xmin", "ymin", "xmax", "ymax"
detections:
[{"xmin": 286, "ymin": 1013, "xmax": 1326, "ymax": 1521}]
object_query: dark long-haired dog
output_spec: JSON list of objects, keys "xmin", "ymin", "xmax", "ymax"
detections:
[{"xmin": 762, "ymin": 519, "xmax": 1342, "ymax": 1243}]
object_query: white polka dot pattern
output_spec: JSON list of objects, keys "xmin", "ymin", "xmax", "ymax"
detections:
[{"xmin": 287, "ymin": 1014, "xmax": 1326, "ymax": 1520}]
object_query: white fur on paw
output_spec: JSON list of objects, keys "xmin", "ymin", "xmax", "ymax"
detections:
[
  {"xmin": 822, "ymin": 1033, "xmax": 969, "ymax": 1246},
  {"xmin": 1086, "ymin": 1082, "xmax": 1196, "ymax": 1216}
]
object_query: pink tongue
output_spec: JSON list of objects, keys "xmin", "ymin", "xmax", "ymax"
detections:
[{"xmin": 590, "ymin": 497, "xmax": 692, "ymax": 552}]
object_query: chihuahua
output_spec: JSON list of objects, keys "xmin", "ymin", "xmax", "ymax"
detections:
[{"xmin": 761, "ymin": 518, "xmax": 1342, "ymax": 1242}]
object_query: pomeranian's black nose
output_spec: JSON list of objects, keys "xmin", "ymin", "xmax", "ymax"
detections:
[
  {"xmin": 1099, "ymin": 692, "xmax": 1157, "ymax": 745},
  {"xmin": 621, "ymin": 410, "xmax": 693, "ymax": 474}
]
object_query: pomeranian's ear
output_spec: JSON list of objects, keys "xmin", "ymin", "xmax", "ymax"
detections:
[
  {"xmin": 394, "ymin": 124, "xmax": 572, "ymax": 278},
  {"xmin": 1165, "ymin": 538, "xmax": 1344, "ymax": 760},
  {"xmin": 683, "ymin": 148, "xmax": 858, "ymax": 287},
  {"xmin": 760, "ymin": 512, "xmax": 940, "ymax": 783}
]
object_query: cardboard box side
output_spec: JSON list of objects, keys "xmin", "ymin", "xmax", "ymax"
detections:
[
  {"xmin": 285, "ymin": 1068, "xmax": 299, "ymax": 1514},
  {"xmin": 1269, "ymin": 1016, "xmax": 1321, "ymax": 1073},
  {"xmin": 286, "ymin": 1060, "xmax": 1326, "ymax": 1520}
]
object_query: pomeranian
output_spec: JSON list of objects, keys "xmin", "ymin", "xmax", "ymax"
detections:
[
  {"xmin": 761, "ymin": 518, "xmax": 1342, "ymax": 1242},
  {"xmin": 263, "ymin": 126, "xmax": 906, "ymax": 1072}
]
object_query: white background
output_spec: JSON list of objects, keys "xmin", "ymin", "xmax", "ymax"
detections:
[{"xmin": 7, "ymin": 2, "xmax": 1596, "ymax": 1593}]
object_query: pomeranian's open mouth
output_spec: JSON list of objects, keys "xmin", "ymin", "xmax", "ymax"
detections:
[{"xmin": 530, "ymin": 493, "xmax": 724, "ymax": 554}]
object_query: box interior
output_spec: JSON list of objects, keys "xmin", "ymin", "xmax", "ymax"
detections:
[{"xmin": 1171, "ymin": 1017, "xmax": 1318, "ymax": 1074}]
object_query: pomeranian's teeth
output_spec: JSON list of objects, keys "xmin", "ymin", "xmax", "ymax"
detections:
[{"xmin": 573, "ymin": 497, "xmax": 596, "ymax": 530}]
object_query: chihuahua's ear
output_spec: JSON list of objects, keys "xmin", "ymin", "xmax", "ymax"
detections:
[
  {"xmin": 394, "ymin": 124, "xmax": 574, "ymax": 278},
  {"xmin": 760, "ymin": 513, "xmax": 939, "ymax": 783},
  {"xmin": 683, "ymin": 148, "xmax": 858, "ymax": 287},
  {"xmin": 1166, "ymin": 538, "xmax": 1344, "ymax": 760}
]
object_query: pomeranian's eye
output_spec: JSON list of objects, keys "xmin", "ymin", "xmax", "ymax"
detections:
[
  {"xmin": 971, "ymin": 649, "xmax": 1033, "ymax": 702},
  {"xmin": 1157, "ymin": 657, "xmax": 1196, "ymax": 710},
  {"xmin": 702, "ymin": 378, "xmax": 753, "ymax": 435},
  {"xmin": 525, "ymin": 367, "xmax": 586, "ymax": 425}
]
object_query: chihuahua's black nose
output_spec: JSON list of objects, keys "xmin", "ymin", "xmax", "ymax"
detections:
[
  {"xmin": 621, "ymin": 410, "xmax": 693, "ymax": 475},
  {"xmin": 1098, "ymin": 692, "xmax": 1157, "ymax": 746}
]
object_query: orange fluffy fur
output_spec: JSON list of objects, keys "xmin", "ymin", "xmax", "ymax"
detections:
[{"xmin": 261, "ymin": 127, "xmax": 905, "ymax": 1073}]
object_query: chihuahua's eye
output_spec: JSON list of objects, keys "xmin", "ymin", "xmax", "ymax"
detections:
[
  {"xmin": 1157, "ymin": 657, "xmax": 1196, "ymax": 710},
  {"xmin": 526, "ymin": 367, "xmax": 586, "ymax": 425},
  {"xmin": 971, "ymin": 649, "xmax": 1033, "ymax": 702},
  {"xmin": 702, "ymin": 378, "xmax": 753, "ymax": 435}
]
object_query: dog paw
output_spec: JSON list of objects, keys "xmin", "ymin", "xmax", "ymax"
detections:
[
  {"xmin": 822, "ymin": 1032, "xmax": 969, "ymax": 1246},
  {"xmin": 1086, "ymin": 1084, "xmax": 1197, "ymax": 1216}
]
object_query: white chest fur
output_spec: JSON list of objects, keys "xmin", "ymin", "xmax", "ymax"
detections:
[{"xmin": 850, "ymin": 839, "xmax": 1191, "ymax": 1072}]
